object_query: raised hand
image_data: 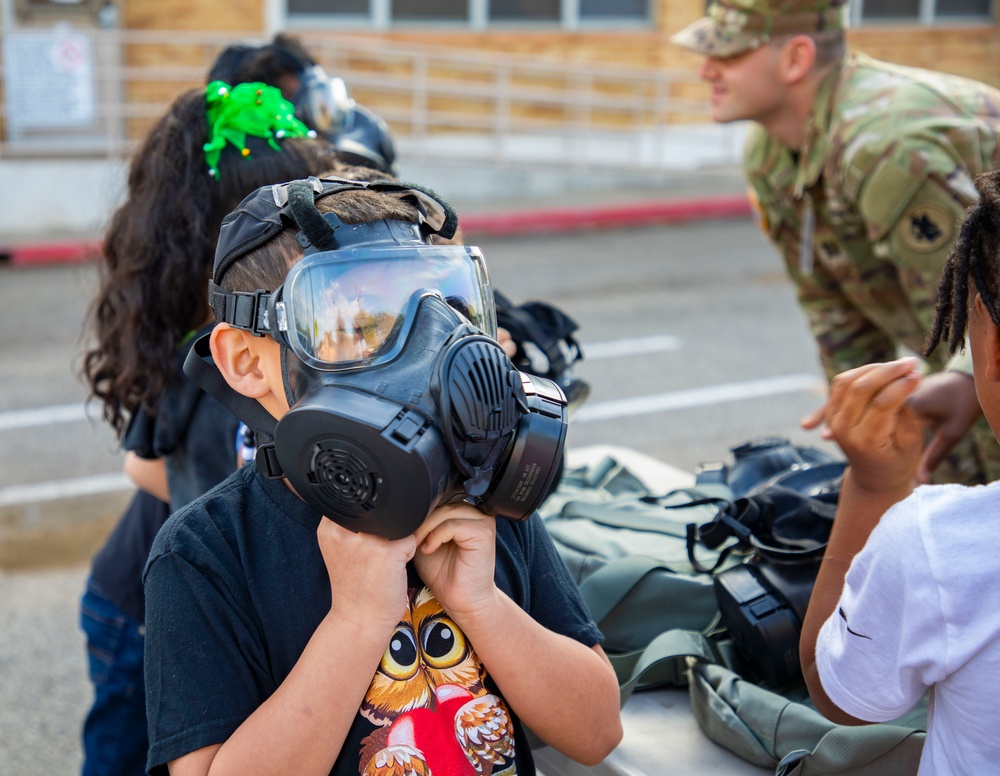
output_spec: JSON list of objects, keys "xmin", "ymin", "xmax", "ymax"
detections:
[
  {"xmin": 822, "ymin": 358, "xmax": 924, "ymax": 494},
  {"xmin": 316, "ymin": 517, "xmax": 417, "ymax": 632},
  {"xmin": 411, "ymin": 502, "xmax": 499, "ymax": 623}
]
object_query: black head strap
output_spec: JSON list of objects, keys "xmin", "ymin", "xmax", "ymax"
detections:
[
  {"xmin": 182, "ymin": 334, "xmax": 278, "ymax": 443},
  {"xmin": 213, "ymin": 175, "xmax": 460, "ymax": 284},
  {"xmin": 288, "ymin": 179, "xmax": 340, "ymax": 252},
  {"xmin": 384, "ymin": 180, "xmax": 458, "ymax": 241}
]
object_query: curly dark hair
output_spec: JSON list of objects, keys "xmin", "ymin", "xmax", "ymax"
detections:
[
  {"xmin": 925, "ymin": 170, "xmax": 1000, "ymax": 359},
  {"xmin": 82, "ymin": 87, "xmax": 337, "ymax": 437}
]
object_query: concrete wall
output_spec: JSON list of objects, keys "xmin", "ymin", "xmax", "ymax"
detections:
[{"xmin": 0, "ymin": 159, "xmax": 127, "ymax": 240}]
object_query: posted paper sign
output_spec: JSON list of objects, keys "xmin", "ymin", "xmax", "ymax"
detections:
[{"xmin": 4, "ymin": 29, "xmax": 96, "ymax": 130}]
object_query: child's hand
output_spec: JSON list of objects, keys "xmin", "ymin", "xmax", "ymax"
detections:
[
  {"xmin": 316, "ymin": 517, "xmax": 416, "ymax": 632},
  {"xmin": 412, "ymin": 502, "xmax": 499, "ymax": 623},
  {"xmin": 823, "ymin": 358, "xmax": 924, "ymax": 494}
]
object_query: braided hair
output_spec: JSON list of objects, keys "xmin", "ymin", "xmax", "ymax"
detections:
[{"xmin": 925, "ymin": 171, "xmax": 1000, "ymax": 359}]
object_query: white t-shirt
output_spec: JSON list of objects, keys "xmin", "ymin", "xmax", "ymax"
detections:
[{"xmin": 816, "ymin": 480, "xmax": 1000, "ymax": 775}]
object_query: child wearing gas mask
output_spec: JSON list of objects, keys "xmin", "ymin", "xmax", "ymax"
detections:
[
  {"xmin": 799, "ymin": 170, "xmax": 1000, "ymax": 773},
  {"xmin": 80, "ymin": 82, "xmax": 338, "ymax": 776},
  {"xmin": 207, "ymin": 33, "xmax": 397, "ymax": 176},
  {"xmin": 142, "ymin": 177, "xmax": 623, "ymax": 776}
]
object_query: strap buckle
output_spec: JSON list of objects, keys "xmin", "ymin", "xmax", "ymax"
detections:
[{"xmin": 210, "ymin": 282, "xmax": 272, "ymax": 336}]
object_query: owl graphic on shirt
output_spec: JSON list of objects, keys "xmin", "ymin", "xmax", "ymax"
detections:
[{"xmin": 358, "ymin": 585, "xmax": 517, "ymax": 776}]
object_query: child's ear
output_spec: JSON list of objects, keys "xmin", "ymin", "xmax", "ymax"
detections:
[
  {"xmin": 975, "ymin": 294, "xmax": 1000, "ymax": 383},
  {"xmin": 209, "ymin": 323, "xmax": 273, "ymax": 399}
]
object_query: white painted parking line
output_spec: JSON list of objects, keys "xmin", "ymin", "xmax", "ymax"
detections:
[
  {"xmin": 575, "ymin": 374, "xmax": 826, "ymax": 424},
  {"xmin": 583, "ymin": 334, "xmax": 682, "ymax": 360},
  {"xmin": 0, "ymin": 373, "xmax": 827, "ymax": 507},
  {"xmin": 0, "ymin": 335, "xmax": 684, "ymax": 432},
  {"xmin": 0, "ymin": 473, "xmax": 132, "ymax": 508},
  {"xmin": 0, "ymin": 403, "xmax": 88, "ymax": 431}
]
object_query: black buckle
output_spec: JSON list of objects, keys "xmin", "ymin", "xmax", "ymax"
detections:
[
  {"xmin": 255, "ymin": 443, "xmax": 284, "ymax": 479},
  {"xmin": 217, "ymin": 287, "xmax": 271, "ymax": 336}
]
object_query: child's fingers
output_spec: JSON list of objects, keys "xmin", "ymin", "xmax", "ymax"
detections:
[
  {"xmin": 857, "ymin": 370, "xmax": 922, "ymax": 444},
  {"xmin": 413, "ymin": 502, "xmax": 482, "ymax": 544},
  {"xmin": 829, "ymin": 359, "xmax": 920, "ymax": 433},
  {"xmin": 420, "ymin": 516, "xmax": 494, "ymax": 555},
  {"xmin": 824, "ymin": 362, "xmax": 886, "ymax": 425},
  {"xmin": 851, "ymin": 361, "xmax": 922, "ymax": 429}
]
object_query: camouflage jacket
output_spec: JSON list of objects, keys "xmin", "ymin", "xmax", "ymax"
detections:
[{"xmin": 745, "ymin": 53, "xmax": 1000, "ymax": 379}]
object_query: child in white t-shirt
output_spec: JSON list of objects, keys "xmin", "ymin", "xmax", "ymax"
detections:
[{"xmin": 799, "ymin": 169, "xmax": 1000, "ymax": 776}]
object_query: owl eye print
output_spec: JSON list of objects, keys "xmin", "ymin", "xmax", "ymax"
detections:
[{"xmin": 359, "ymin": 586, "xmax": 516, "ymax": 776}]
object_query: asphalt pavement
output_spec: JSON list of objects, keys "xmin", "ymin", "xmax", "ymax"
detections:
[{"xmin": 0, "ymin": 162, "xmax": 836, "ymax": 775}]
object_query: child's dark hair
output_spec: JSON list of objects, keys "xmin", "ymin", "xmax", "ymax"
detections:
[
  {"xmin": 83, "ymin": 88, "xmax": 337, "ymax": 437},
  {"xmin": 207, "ymin": 33, "xmax": 314, "ymax": 87},
  {"xmin": 925, "ymin": 170, "xmax": 1000, "ymax": 358}
]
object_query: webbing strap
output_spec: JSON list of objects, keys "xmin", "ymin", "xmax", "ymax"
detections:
[
  {"xmin": 611, "ymin": 629, "xmax": 718, "ymax": 706},
  {"xmin": 182, "ymin": 333, "xmax": 279, "ymax": 445}
]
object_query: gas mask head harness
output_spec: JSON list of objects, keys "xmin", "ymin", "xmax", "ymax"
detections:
[{"xmin": 185, "ymin": 175, "xmax": 568, "ymax": 539}]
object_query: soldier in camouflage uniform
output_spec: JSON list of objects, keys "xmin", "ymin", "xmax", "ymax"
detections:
[{"xmin": 672, "ymin": 0, "xmax": 1000, "ymax": 485}]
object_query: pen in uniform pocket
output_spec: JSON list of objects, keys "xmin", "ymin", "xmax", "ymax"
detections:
[{"xmin": 799, "ymin": 192, "xmax": 815, "ymax": 276}]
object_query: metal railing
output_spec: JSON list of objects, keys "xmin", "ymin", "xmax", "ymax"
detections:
[{"xmin": 0, "ymin": 29, "xmax": 740, "ymax": 172}]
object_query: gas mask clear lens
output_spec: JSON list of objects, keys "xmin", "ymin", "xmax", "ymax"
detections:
[
  {"xmin": 274, "ymin": 244, "xmax": 496, "ymax": 371},
  {"xmin": 299, "ymin": 66, "xmax": 352, "ymax": 135}
]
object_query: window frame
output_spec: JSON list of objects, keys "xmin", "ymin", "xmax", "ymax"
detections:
[
  {"xmin": 850, "ymin": 0, "xmax": 995, "ymax": 26},
  {"xmin": 281, "ymin": 0, "xmax": 654, "ymax": 30}
]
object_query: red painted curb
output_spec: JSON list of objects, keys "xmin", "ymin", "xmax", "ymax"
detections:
[
  {"xmin": 2, "ymin": 239, "xmax": 103, "ymax": 267},
  {"xmin": 460, "ymin": 194, "xmax": 751, "ymax": 236},
  {"xmin": 0, "ymin": 194, "xmax": 751, "ymax": 265}
]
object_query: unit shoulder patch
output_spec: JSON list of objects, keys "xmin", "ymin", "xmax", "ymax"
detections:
[{"xmin": 899, "ymin": 202, "xmax": 953, "ymax": 254}]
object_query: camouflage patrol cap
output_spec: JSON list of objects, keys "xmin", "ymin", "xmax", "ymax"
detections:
[{"xmin": 671, "ymin": 0, "xmax": 848, "ymax": 59}]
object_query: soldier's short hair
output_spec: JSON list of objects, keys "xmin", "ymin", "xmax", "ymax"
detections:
[{"xmin": 767, "ymin": 29, "xmax": 845, "ymax": 70}]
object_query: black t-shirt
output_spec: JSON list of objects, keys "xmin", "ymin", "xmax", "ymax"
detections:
[
  {"xmin": 122, "ymin": 328, "xmax": 240, "ymax": 512},
  {"xmin": 90, "ymin": 327, "xmax": 240, "ymax": 623},
  {"xmin": 143, "ymin": 465, "xmax": 602, "ymax": 776},
  {"xmin": 89, "ymin": 489, "xmax": 170, "ymax": 623}
]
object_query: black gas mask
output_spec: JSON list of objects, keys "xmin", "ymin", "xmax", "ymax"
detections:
[
  {"xmin": 274, "ymin": 44, "xmax": 396, "ymax": 174},
  {"xmin": 293, "ymin": 64, "xmax": 353, "ymax": 138},
  {"xmin": 186, "ymin": 176, "xmax": 567, "ymax": 539}
]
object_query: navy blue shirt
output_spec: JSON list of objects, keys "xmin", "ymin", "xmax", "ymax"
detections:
[{"xmin": 143, "ymin": 464, "xmax": 602, "ymax": 775}]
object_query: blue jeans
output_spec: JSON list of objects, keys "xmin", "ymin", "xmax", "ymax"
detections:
[{"xmin": 79, "ymin": 578, "xmax": 148, "ymax": 776}]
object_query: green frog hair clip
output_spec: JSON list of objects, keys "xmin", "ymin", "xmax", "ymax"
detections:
[{"xmin": 203, "ymin": 80, "xmax": 317, "ymax": 179}]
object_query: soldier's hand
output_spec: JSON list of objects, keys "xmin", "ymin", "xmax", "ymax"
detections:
[
  {"xmin": 906, "ymin": 369, "xmax": 982, "ymax": 484},
  {"xmin": 497, "ymin": 326, "xmax": 517, "ymax": 358},
  {"xmin": 800, "ymin": 405, "xmax": 835, "ymax": 440}
]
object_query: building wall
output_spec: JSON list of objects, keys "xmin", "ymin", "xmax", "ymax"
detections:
[
  {"xmin": 113, "ymin": 0, "xmax": 1000, "ymax": 87},
  {"xmin": 5, "ymin": 0, "xmax": 1000, "ymax": 144}
]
